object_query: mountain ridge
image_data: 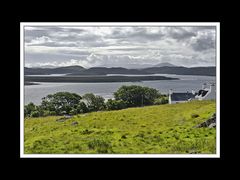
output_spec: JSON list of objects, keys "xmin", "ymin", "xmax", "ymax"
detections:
[{"xmin": 24, "ymin": 65, "xmax": 216, "ymax": 76}]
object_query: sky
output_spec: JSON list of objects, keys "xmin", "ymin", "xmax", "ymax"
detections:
[{"xmin": 24, "ymin": 26, "xmax": 216, "ymax": 68}]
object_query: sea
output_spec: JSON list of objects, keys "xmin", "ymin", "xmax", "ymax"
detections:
[{"xmin": 24, "ymin": 74, "xmax": 216, "ymax": 105}]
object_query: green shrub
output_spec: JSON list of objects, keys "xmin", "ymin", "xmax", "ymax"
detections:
[
  {"xmin": 42, "ymin": 110, "xmax": 51, "ymax": 116},
  {"xmin": 154, "ymin": 96, "xmax": 169, "ymax": 105},
  {"xmin": 49, "ymin": 111, "xmax": 56, "ymax": 116},
  {"xmin": 106, "ymin": 99, "xmax": 127, "ymax": 110},
  {"xmin": 87, "ymin": 139, "xmax": 112, "ymax": 153},
  {"xmin": 30, "ymin": 111, "xmax": 40, "ymax": 117},
  {"xmin": 191, "ymin": 114, "xmax": 199, "ymax": 118},
  {"xmin": 69, "ymin": 109, "xmax": 78, "ymax": 115},
  {"xmin": 83, "ymin": 93, "xmax": 106, "ymax": 112},
  {"xmin": 114, "ymin": 85, "xmax": 161, "ymax": 107},
  {"xmin": 76, "ymin": 101, "xmax": 89, "ymax": 113},
  {"xmin": 24, "ymin": 102, "xmax": 37, "ymax": 117}
]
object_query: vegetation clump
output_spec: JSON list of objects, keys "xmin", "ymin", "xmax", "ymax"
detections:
[{"xmin": 24, "ymin": 85, "xmax": 169, "ymax": 117}]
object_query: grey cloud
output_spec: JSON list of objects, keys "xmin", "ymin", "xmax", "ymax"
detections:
[
  {"xmin": 60, "ymin": 50, "xmax": 91, "ymax": 56},
  {"xmin": 167, "ymin": 27, "xmax": 197, "ymax": 41},
  {"xmin": 132, "ymin": 28, "xmax": 165, "ymax": 41},
  {"xmin": 28, "ymin": 41, "xmax": 79, "ymax": 47},
  {"xmin": 191, "ymin": 36, "xmax": 215, "ymax": 51},
  {"xmin": 25, "ymin": 29, "xmax": 49, "ymax": 37},
  {"xmin": 24, "ymin": 29, "xmax": 49, "ymax": 43},
  {"xmin": 27, "ymin": 35, "xmax": 105, "ymax": 48},
  {"xmin": 191, "ymin": 26, "xmax": 216, "ymax": 31},
  {"xmin": 25, "ymin": 52, "xmax": 89, "ymax": 64},
  {"xmin": 109, "ymin": 27, "xmax": 165, "ymax": 42},
  {"xmin": 25, "ymin": 26, "xmax": 87, "ymax": 44},
  {"xmin": 24, "ymin": 26, "xmax": 216, "ymax": 68}
]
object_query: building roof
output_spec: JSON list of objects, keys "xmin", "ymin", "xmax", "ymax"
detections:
[
  {"xmin": 170, "ymin": 92, "xmax": 195, "ymax": 101},
  {"xmin": 197, "ymin": 90, "xmax": 209, "ymax": 97}
]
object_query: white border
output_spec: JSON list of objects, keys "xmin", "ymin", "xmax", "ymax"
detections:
[{"xmin": 20, "ymin": 22, "xmax": 220, "ymax": 158}]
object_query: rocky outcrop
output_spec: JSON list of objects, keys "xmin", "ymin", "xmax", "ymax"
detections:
[
  {"xmin": 194, "ymin": 113, "xmax": 216, "ymax": 128},
  {"xmin": 71, "ymin": 121, "xmax": 78, "ymax": 126},
  {"xmin": 56, "ymin": 115, "xmax": 72, "ymax": 122}
]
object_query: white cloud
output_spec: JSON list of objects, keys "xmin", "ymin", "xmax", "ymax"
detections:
[
  {"xmin": 24, "ymin": 26, "xmax": 216, "ymax": 68},
  {"xmin": 28, "ymin": 36, "xmax": 53, "ymax": 45}
]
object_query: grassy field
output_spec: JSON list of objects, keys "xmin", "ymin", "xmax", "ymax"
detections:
[{"xmin": 24, "ymin": 100, "xmax": 216, "ymax": 154}]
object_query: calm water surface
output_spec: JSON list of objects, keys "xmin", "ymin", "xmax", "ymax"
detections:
[{"xmin": 24, "ymin": 74, "xmax": 216, "ymax": 105}]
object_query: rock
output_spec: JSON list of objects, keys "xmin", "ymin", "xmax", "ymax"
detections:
[
  {"xmin": 71, "ymin": 121, "xmax": 78, "ymax": 126},
  {"xmin": 56, "ymin": 117, "xmax": 68, "ymax": 122},
  {"xmin": 64, "ymin": 115, "xmax": 72, "ymax": 118},
  {"xmin": 208, "ymin": 123, "xmax": 216, "ymax": 128},
  {"xmin": 56, "ymin": 115, "xmax": 72, "ymax": 122},
  {"xmin": 194, "ymin": 113, "xmax": 216, "ymax": 128}
]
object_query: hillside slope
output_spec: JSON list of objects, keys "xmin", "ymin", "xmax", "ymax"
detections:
[
  {"xmin": 24, "ymin": 66, "xmax": 85, "ymax": 75},
  {"xmin": 24, "ymin": 66, "xmax": 216, "ymax": 76},
  {"xmin": 24, "ymin": 100, "xmax": 216, "ymax": 154},
  {"xmin": 143, "ymin": 66, "xmax": 216, "ymax": 76}
]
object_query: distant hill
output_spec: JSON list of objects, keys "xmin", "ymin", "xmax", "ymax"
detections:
[
  {"xmin": 24, "ymin": 65, "xmax": 216, "ymax": 76},
  {"xmin": 154, "ymin": 62, "xmax": 178, "ymax": 67},
  {"xmin": 69, "ymin": 67, "xmax": 151, "ymax": 75},
  {"xmin": 142, "ymin": 66, "xmax": 216, "ymax": 76},
  {"xmin": 24, "ymin": 66, "xmax": 85, "ymax": 75}
]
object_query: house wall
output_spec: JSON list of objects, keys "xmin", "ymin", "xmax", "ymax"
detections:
[
  {"xmin": 170, "ymin": 100, "xmax": 188, "ymax": 104},
  {"xmin": 203, "ymin": 89, "xmax": 216, "ymax": 100},
  {"xmin": 169, "ymin": 95, "xmax": 171, "ymax": 104}
]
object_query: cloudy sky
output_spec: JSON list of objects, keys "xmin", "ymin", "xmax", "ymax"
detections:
[{"xmin": 24, "ymin": 26, "xmax": 216, "ymax": 68}]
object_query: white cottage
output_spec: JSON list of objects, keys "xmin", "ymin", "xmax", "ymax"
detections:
[
  {"xmin": 168, "ymin": 83, "xmax": 216, "ymax": 104},
  {"xmin": 195, "ymin": 83, "xmax": 216, "ymax": 100}
]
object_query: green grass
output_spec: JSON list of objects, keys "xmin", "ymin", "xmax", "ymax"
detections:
[{"xmin": 24, "ymin": 100, "xmax": 216, "ymax": 154}]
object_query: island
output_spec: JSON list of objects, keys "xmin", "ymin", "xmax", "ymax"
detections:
[{"xmin": 24, "ymin": 75, "xmax": 179, "ymax": 83}]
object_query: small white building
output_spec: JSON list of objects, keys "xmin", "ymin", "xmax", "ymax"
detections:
[
  {"xmin": 195, "ymin": 83, "xmax": 216, "ymax": 100},
  {"xmin": 168, "ymin": 83, "xmax": 216, "ymax": 104}
]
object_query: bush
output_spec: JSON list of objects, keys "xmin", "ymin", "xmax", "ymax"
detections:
[
  {"xmin": 69, "ymin": 109, "xmax": 78, "ymax": 115},
  {"xmin": 82, "ymin": 93, "xmax": 106, "ymax": 112},
  {"xmin": 114, "ymin": 85, "xmax": 161, "ymax": 107},
  {"xmin": 42, "ymin": 110, "xmax": 51, "ymax": 116},
  {"xmin": 49, "ymin": 111, "xmax": 56, "ymax": 116},
  {"xmin": 87, "ymin": 139, "xmax": 112, "ymax": 153},
  {"xmin": 191, "ymin": 114, "xmax": 199, "ymax": 118},
  {"xmin": 106, "ymin": 99, "xmax": 127, "ymax": 110},
  {"xmin": 24, "ymin": 102, "xmax": 36, "ymax": 117},
  {"xmin": 154, "ymin": 96, "xmax": 169, "ymax": 105},
  {"xmin": 76, "ymin": 101, "xmax": 89, "ymax": 113},
  {"xmin": 30, "ymin": 110, "xmax": 40, "ymax": 117}
]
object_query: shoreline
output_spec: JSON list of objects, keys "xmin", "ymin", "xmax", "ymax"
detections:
[{"xmin": 24, "ymin": 82, "xmax": 40, "ymax": 86}]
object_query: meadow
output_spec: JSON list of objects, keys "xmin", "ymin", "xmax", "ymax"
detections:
[{"xmin": 24, "ymin": 100, "xmax": 216, "ymax": 154}]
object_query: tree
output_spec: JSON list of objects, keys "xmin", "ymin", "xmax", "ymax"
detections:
[
  {"xmin": 41, "ymin": 92, "xmax": 82, "ymax": 115},
  {"xmin": 24, "ymin": 102, "xmax": 36, "ymax": 117},
  {"xmin": 114, "ymin": 85, "xmax": 161, "ymax": 107},
  {"xmin": 76, "ymin": 101, "xmax": 89, "ymax": 113},
  {"xmin": 82, "ymin": 93, "xmax": 105, "ymax": 112},
  {"xmin": 106, "ymin": 99, "xmax": 127, "ymax": 110}
]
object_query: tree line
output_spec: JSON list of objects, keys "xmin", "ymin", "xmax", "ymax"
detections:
[{"xmin": 24, "ymin": 85, "xmax": 168, "ymax": 117}]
